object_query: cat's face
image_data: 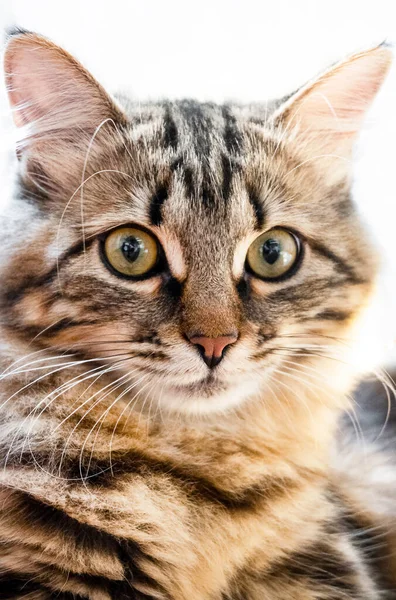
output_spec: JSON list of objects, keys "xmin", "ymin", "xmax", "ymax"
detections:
[{"xmin": 1, "ymin": 32, "xmax": 391, "ymax": 415}]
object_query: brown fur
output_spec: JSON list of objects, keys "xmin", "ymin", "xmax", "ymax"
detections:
[{"xmin": 0, "ymin": 30, "xmax": 394, "ymax": 599}]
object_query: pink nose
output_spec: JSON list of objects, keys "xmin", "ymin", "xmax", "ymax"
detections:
[{"xmin": 188, "ymin": 334, "xmax": 238, "ymax": 368}]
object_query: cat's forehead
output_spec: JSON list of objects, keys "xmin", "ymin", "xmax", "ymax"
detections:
[
  {"xmin": 78, "ymin": 99, "xmax": 341, "ymax": 256},
  {"xmin": 117, "ymin": 99, "xmax": 295, "ymax": 234},
  {"xmin": 124, "ymin": 98, "xmax": 275, "ymax": 152}
]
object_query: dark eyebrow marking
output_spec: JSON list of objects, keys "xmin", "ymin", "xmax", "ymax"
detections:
[
  {"xmin": 309, "ymin": 239, "xmax": 364, "ymax": 284},
  {"xmin": 246, "ymin": 185, "xmax": 265, "ymax": 230},
  {"xmin": 149, "ymin": 185, "xmax": 169, "ymax": 226},
  {"xmin": 163, "ymin": 105, "xmax": 178, "ymax": 150}
]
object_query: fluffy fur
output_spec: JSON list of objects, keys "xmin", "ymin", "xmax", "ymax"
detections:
[{"xmin": 0, "ymin": 29, "xmax": 395, "ymax": 599}]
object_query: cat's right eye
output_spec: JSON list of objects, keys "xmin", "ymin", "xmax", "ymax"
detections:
[{"xmin": 101, "ymin": 226, "xmax": 161, "ymax": 279}]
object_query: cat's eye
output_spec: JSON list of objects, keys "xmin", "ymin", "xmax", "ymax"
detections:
[
  {"xmin": 246, "ymin": 228, "xmax": 301, "ymax": 280},
  {"xmin": 102, "ymin": 226, "xmax": 160, "ymax": 278}
]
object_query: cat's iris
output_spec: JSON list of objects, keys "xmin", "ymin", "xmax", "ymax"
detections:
[
  {"xmin": 246, "ymin": 228, "xmax": 300, "ymax": 280},
  {"xmin": 103, "ymin": 226, "xmax": 159, "ymax": 278}
]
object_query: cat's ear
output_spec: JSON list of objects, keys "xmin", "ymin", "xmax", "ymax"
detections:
[
  {"xmin": 272, "ymin": 45, "xmax": 392, "ymax": 180},
  {"xmin": 4, "ymin": 29, "xmax": 126, "ymax": 138},
  {"xmin": 4, "ymin": 29, "xmax": 127, "ymax": 194}
]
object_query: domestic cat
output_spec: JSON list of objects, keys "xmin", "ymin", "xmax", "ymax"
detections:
[{"xmin": 0, "ymin": 28, "xmax": 395, "ymax": 599}]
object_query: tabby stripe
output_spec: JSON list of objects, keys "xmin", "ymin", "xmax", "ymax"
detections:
[
  {"xmin": 134, "ymin": 331, "xmax": 161, "ymax": 345},
  {"xmin": 177, "ymin": 101, "xmax": 217, "ymax": 206},
  {"xmin": 128, "ymin": 350, "xmax": 166, "ymax": 360},
  {"xmin": 171, "ymin": 155, "xmax": 216, "ymax": 207},
  {"xmin": 264, "ymin": 277, "xmax": 350, "ymax": 306},
  {"xmin": 310, "ymin": 240, "xmax": 363, "ymax": 284},
  {"xmin": 39, "ymin": 318, "xmax": 100, "ymax": 335},
  {"xmin": 179, "ymin": 100, "xmax": 213, "ymax": 157},
  {"xmin": 0, "ymin": 573, "xmax": 44, "ymax": 599},
  {"xmin": 253, "ymin": 345, "xmax": 330, "ymax": 360},
  {"xmin": 1, "ymin": 318, "xmax": 102, "ymax": 346},
  {"xmin": 4, "ymin": 237, "xmax": 96, "ymax": 303},
  {"xmin": 201, "ymin": 175, "xmax": 216, "ymax": 206},
  {"xmin": 184, "ymin": 167, "xmax": 196, "ymax": 199},
  {"xmin": 329, "ymin": 491, "xmax": 392, "ymax": 589},
  {"xmin": 162, "ymin": 105, "xmax": 178, "ymax": 150},
  {"xmin": 253, "ymin": 348, "xmax": 276, "ymax": 361},
  {"xmin": 0, "ymin": 490, "xmax": 165, "ymax": 599},
  {"xmin": 341, "ymin": 514, "xmax": 387, "ymax": 561},
  {"xmin": 257, "ymin": 330, "xmax": 277, "ymax": 345},
  {"xmin": 267, "ymin": 541, "xmax": 360, "ymax": 596},
  {"xmin": 11, "ymin": 448, "xmax": 292, "ymax": 511},
  {"xmin": 0, "ymin": 565, "xmax": 157, "ymax": 599},
  {"xmin": 312, "ymin": 309, "xmax": 352, "ymax": 322},
  {"xmin": 170, "ymin": 156, "xmax": 184, "ymax": 173},
  {"xmin": 172, "ymin": 160, "xmax": 195, "ymax": 199},
  {"xmin": 0, "ymin": 566, "xmax": 117, "ymax": 600},
  {"xmin": 221, "ymin": 153, "xmax": 234, "ymax": 201},
  {"xmin": 336, "ymin": 196, "xmax": 354, "ymax": 218},
  {"xmin": 149, "ymin": 185, "xmax": 169, "ymax": 226},
  {"xmin": 117, "ymin": 539, "xmax": 170, "ymax": 598},
  {"xmin": 222, "ymin": 105, "xmax": 243, "ymax": 155}
]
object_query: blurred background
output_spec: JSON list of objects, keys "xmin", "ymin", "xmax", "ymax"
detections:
[{"xmin": 0, "ymin": 0, "xmax": 395, "ymax": 367}]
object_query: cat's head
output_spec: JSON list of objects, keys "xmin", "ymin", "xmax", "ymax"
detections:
[{"xmin": 1, "ymin": 30, "xmax": 392, "ymax": 415}]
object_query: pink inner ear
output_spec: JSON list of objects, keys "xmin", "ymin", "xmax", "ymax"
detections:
[
  {"xmin": 275, "ymin": 45, "xmax": 392, "ymax": 158},
  {"xmin": 4, "ymin": 33, "xmax": 125, "ymax": 136}
]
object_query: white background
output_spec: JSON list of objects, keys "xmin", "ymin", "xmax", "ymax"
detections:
[{"xmin": 0, "ymin": 0, "xmax": 395, "ymax": 365}]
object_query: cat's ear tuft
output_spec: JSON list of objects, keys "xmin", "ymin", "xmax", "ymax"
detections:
[
  {"xmin": 4, "ymin": 30, "xmax": 126, "ymax": 139},
  {"xmin": 4, "ymin": 25, "xmax": 33, "ymax": 43},
  {"xmin": 273, "ymin": 45, "xmax": 393, "ymax": 176}
]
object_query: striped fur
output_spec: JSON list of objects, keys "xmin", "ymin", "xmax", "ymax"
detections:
[{"xmin": 0, "ymin": 30, "xmax": 395, "ymax": 598}]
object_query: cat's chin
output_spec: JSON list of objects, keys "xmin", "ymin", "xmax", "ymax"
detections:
[{"xmin": 143, "ymin": 376, "xmax": 262, "ymax": 416}]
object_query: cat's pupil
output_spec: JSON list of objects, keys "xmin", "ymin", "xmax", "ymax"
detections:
[
  {"xmin": 261, "ymin": 239, "xmax": 281, "ymax": 265},
  {"xmin": 121, "ymin": 237, "xmax": 141, "ymax": 262}
]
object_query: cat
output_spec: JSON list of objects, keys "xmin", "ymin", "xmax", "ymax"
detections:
[{"xmin": 0, "ymin": 27, "xmax": 395, "ymax": 599}]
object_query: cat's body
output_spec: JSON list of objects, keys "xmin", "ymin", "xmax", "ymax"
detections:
[
  {"xmin": 0, "ymin": 30, "xmax": 395, "ymax": 598},
  {"xmin": 0, "ymin": 360, "xmax": 392, "ymax": 600}
]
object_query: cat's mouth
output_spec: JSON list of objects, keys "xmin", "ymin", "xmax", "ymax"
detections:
[{"xmin": 170, "ymin": 373, "xmax": 229, "ymax": 396}]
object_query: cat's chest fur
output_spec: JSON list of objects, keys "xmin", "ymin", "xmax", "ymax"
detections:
[
  {"xmin": 0, "ymin": 375, "xmax": 387, "ymax": 599},
  {"xmin": 0, "ymin": 460, "xmax": 384, "ymax": 600}
]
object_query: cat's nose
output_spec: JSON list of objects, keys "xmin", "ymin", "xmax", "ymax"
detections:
[{"xmin": 188, "ymin": 334, "xmax": 238, "ymax": 368}]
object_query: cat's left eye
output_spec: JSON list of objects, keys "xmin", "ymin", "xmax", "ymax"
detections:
[
  {"xmin": 102, "ymin": 226, "xmax": 160, "ymax": 278},
  {"xmin": 246, "ymin": 228, "xmax": 301, "ymax": 280}
]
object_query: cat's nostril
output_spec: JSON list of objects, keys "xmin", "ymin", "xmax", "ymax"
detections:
[{"xmin": 188, "ymin": 334, "xmax": 238, "ymax": 369}]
